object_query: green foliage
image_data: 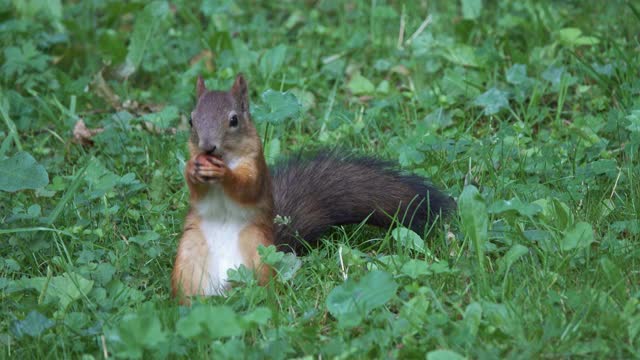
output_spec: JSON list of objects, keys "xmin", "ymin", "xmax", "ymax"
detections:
[
  {"xmin": 427, "ymin": 349, "xmax": 466, "ymax": 360},
  {"xmin": 474, "ymin": 87, "xmax": 510, "ymax": 115},
  {"xmin": 556, "ymin": 28, "xmax": 600, "ymax": 46},
  {"xmin": 458, "ymin": 185, "xmax": 488, "ymax": 280},
  {"xmin": 391, "ymin": 227, "xmax": 430, "ymax": 256},
  {"xmin": 175, "ymin": 305, "xmax": 270, "ymax": 339},
  {"xmin": 252, "ymin": 90, "xmax": 301, "ymax": 124},
  {"xmin": 1, "ymin": 0, "xmax": 639, "ymax": 358},
  {"xmin": 257, "ymin": 245, "xmax": 301, "ymax": 282},
  {"xmin": 2, "ymin": 42, "xmax": 50, "ymax": 84},
  {"xmin": 11, "ymin": 311, "xmax": 55, "ymax": 339},
  {"xmin": 326, "ymin": 270, "xmax": 398, "ymax": 327},
  {"xmin": 560, "ymin": 222, "xmax": 595, "ymax": 251},
  {"xmin": 17, "ymin": 272, "xmax": 94, "ymax": 311},
  {"xmin": 347, "ymin": 74, "xmax": 376, "ymax": 95},
  {"xmin": 259, "ymin": 44, "xmax": 287, "ymax": 79},
  {"xmin": 121, "ymin": 1, "xmax": 172, "ymax": 77},
  {"xmin": 107, "ymin": 303, "xmax": 168, "ymax": 359},
  {"xmin": 0, "ymin": 151, "xmax": 49, "ymax": 192}
]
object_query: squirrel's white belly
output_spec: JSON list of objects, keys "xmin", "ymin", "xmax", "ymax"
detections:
[{"xmin": 195, "ymin": 188, "xmax": 254, "ymax": 296}]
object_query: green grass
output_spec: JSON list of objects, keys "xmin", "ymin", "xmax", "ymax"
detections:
[{"xmin": 1, "ymin": 0, "xmax": 640, "ymax": 358}]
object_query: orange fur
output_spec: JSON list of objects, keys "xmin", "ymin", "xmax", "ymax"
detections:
[
  {"xmin": 173, "ymin": 148, "xmax": 275, "ymax": 302},
  {"xmin": 222, "ymin": 159, "xmax": 264, "ymax": 204},
  {"xmin": 171, "ymin": 157, "xmax": 273, "ymax": 304},
  {"xmin": 172, "ymin": 74, "xmax": 276, "ymax": 302},
  {"xmin": 171, "ymin": 211, "xmax": 209, "ymax": 304}
]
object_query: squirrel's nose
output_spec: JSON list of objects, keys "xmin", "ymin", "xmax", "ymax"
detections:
[
  {"xmin": 206, "ymin": 146, "xmax": 217, "ymax": 155},
  {"xmin": 200, "ymin": 142, "xmax": 217, "ymax": 155}
]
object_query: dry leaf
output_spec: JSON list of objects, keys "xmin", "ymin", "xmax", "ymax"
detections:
[
  {"xmin": 390, "ymin": 64, "xmax": 410, "ymax": 76},
  {"xmin": 190, "ymin": 49, "xmax": 214, "ymax": 72},
  {"xmin": 73, "ymin": 120, "xmax": 104, "ymax": 146}
]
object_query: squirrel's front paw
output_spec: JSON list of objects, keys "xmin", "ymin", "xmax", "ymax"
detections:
[{"xmin": 187, "ymin": 155, "xmax": 227, "ymax": 184}]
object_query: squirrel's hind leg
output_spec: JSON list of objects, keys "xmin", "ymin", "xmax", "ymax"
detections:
[{"xmin": 172, "ymin": 215, "xmax": 210, "ymax": 304}]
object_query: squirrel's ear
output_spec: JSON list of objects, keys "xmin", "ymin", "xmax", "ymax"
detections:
[
  {"xmin": 196, "ymin": 75, "xmax": 207, "ymax": 99},
  {"xmin": 231, "ymin": 74, "xmax": 249, "ymax": 112}
]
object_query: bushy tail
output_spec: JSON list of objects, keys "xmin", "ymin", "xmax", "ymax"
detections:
[{"xmin": 271, "ymin": 152, "xmax": 455, "ymax": 252}]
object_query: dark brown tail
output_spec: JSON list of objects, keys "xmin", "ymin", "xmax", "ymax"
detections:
[{"xmin": 271, "ymin": 152, "xmax": 456, "ymax": 252}]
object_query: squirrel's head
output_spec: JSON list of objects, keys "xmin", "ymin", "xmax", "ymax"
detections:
[{"xmin": 189, "ymin": 74, "xmax": 257, "ymax": 161}]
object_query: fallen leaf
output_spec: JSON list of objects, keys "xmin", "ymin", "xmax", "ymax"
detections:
[
  {"xmin": 72, "ymin": 119, "xmax": 104, "ymax": 146},
  {"xmin": 190, "ymin": 49, "xmax": 215, "ymax": 71}
]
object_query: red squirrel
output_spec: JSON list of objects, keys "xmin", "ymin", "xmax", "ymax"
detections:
[{"xmin": 171, "ymin": 74, "xmax": 455, "ymax": 302}]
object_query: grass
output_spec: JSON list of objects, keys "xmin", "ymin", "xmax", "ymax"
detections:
[{"xmin": 1, "ymin": 0, "xmax": 640, "ymax": 358}]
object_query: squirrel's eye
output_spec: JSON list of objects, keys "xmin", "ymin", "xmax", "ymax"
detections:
[{"xmin": 229, "ymin": 114, "xmax": 239, "ymax": 128}]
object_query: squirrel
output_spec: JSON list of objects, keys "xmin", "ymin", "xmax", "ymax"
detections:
[{"xmin": 171, "ymin": 74, "xmax": 456, "ymax": 302}]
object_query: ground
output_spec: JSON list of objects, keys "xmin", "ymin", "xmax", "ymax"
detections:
[{"xmin": 1, "ymin": 1, "xmax": 639, "ymax": 358}]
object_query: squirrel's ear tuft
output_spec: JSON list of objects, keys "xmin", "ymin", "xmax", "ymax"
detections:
[
  {"xmin": 196, "ymin": 75, "xmax": 207, "ymax": 99},
  {"xmin": 231, "ymin": 74, "xmax": 249, "ymax": 112}
]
